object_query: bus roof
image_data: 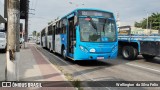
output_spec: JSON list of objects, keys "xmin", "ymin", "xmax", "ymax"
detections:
[
  {"xmin": 41, "ymin": 8, "xmax": 114, "ymax": 32},
  {"xmin": 61, "ymin": 8, "xmax": 114, "ymax": 19}
]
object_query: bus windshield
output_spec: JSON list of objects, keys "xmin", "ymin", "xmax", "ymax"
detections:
[{"xmin": 79, "ymin": 17, "xmax": 116, "ymax": 42}]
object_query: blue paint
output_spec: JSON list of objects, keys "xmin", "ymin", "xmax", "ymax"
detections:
[{"xmin": 54, "ymin": 8, "xmax": 118, "ymax": 61}]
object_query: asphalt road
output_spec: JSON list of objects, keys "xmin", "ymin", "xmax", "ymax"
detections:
[
  {"xmin": 36, "ymin": 45, "xmax": 160, "ymax": 90},
  {"xmin": 0, "ymin": 45, "xmax": 160, "ymax": 90}
]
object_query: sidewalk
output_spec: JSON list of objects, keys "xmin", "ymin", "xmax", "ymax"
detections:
[
  {"xmin": 16, "ymin": 42, "xmax": 75, "ymax": 89},
  {"xmin": 19, "ymin": 43, "xmax": 67, "ymax": 81}
]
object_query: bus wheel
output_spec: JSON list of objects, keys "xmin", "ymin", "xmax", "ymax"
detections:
[
  {"xmin": 122, "ymin": 46, "xmax": 137, "ymax": 60},
  {"xmin": 142, "ymin": 54, "xmax": 155, "ymax": 61}
]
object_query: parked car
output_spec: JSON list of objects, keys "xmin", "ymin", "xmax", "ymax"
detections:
[
  {"xmin": 20, "ymin": 38, "xmax": 24, "ymax": 44},
  {"xmin": 0, "ymin": 32, "xmax": 7, "ymax": 52}
]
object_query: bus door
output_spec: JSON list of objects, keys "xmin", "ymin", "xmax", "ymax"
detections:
[{"xmin": 67, "ymin": 16, "xmax": 76, "ymax": 56}]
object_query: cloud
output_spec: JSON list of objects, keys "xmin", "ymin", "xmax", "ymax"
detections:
[
  {"xmin": 0, "ymin": 0, "xmax": 159, "ymax": 34},
  {"xmin": 0, "ymin": 1, "xmax": 4, "ymax": 16}
]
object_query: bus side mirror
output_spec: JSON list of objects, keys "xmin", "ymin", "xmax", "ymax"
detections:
[{"xmin": 73, "ymin": 41, "xmax": 76, "ymax": 47}]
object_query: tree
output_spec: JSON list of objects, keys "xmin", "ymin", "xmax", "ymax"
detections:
[
  {"xmin": 134, "ymin": 21, "xmax": 141, "ymax": 28},
  {"xmin": 36, "ymin": 32, "xmax": 40, "ymax": 37},
  {"xmin": 134, "ymin": 13, "xmax": 160, "ymax": 30},
  {"xmin": 151, "ymin": 13, "xmax": 160, "ymax": 30},
  {"xmin": 32, "ymin": 31, "xmax": 37, "ymax": 37}
]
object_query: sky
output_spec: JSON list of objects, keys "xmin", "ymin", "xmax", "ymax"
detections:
[
  {"xmin": 0, "ymin": 1, "xmax": 3, "ymax": 16},
  {"xmin": 0, "ymin": 0, "xmax": 160, "ymax": 34}
]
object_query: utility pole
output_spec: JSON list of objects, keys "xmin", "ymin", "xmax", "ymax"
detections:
[
  {"xmin": 25, "ymin": 16, "xmax": 28, "ymax": 42},
  {"xmin": 6, "ymin": 0, "xmax": 20, "ymax": 81},
  {"xmin": 25, "ymin": 0, "xmax": 29, "ymax": 42}
]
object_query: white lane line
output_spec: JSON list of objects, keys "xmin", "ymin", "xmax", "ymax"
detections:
[{"xmin": 126, "ymin": 63, "xmax": 160, "ymax": 73}]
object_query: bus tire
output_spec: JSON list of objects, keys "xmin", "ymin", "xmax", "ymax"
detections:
[
  {"xmin": 142, "ymin": 54, "xmax": 155, "ymax": 61},
  {"xmin": 122, "ymin": 46, "xmax": 137, "ymax": 60}
]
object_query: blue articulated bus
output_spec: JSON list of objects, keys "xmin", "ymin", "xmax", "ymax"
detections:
[{"xmin": 44, "ymin": 8, "xmax": 118, "ymax": 61}]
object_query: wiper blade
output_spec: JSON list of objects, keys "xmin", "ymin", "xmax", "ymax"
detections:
[{"xmin": 87, "ymin": 16, "xmax": 97, "ymax": 30}]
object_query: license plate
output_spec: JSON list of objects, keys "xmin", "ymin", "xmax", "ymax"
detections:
[{"xmin": 97, "ymin": 57, "xmax": 104, "ymax": 60}]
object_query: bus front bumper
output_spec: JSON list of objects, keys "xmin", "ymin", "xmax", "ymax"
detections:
[{"xmin": 74, "ymin": 51, "xmax": 117, "ymax": 60}]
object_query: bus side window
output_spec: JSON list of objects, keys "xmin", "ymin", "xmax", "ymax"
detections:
[
  {"xmin": 62, "ymin": 24, "xmax": 66, "ymax": 34},
  {"xmin": 62, "ymin": 20, "xmax": 65, "ymax": 34},
  {"xmin": 59, "ymin": 20, "xmax": 63, "ymax": 34},
  {"xmin": 56, "ymin": 21, "xmax": 60, "ymax": 34},
  {"xmin": 63, "ymin": 18, "xmax": 67, "ymax": 34}
]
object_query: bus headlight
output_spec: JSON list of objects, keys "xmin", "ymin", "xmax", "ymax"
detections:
[
  {"xmin": 79, "ymin": 45, "xmax": 88, "ymax": 53},
  {"xmin": 90, "ymin": 48, "xmax": 96, "ymax": 53}
]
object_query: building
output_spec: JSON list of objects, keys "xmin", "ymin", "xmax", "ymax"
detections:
[
  {"xmin": 119, "ymin": 26, "xmax": 159, "ymax": 35},
  {"xmin": 131, "ymin": 27, "xmax": 159, "ymax": 35}
]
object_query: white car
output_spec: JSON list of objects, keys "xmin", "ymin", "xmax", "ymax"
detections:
[
  {"xmin": 0, "ymin": 32, "xmax": 7, "ymax": 52},
  {"xmin": 20, "ymin": 38, "xmax": 24, "ymax": 44}
]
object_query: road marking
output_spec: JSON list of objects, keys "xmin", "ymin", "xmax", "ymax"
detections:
[{"xmin": 126, "ymin": 63, "xmax": 160, "ymax": 73}]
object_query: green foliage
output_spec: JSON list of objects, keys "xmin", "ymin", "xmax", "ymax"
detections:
[
  {"xmin": 134, "ymin": 22, "xmax": 141, "ymax": 28},
  {"xmin": 134, "ymin": 13, "xmax": 160, "ymax": 30},
  {"xmin": 32, "ymin": 31, "xmax": 37, "ymax": 36},
  {"xmin": 36, "ymin": 32, "xmax": 40, "ymax": 37}
]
